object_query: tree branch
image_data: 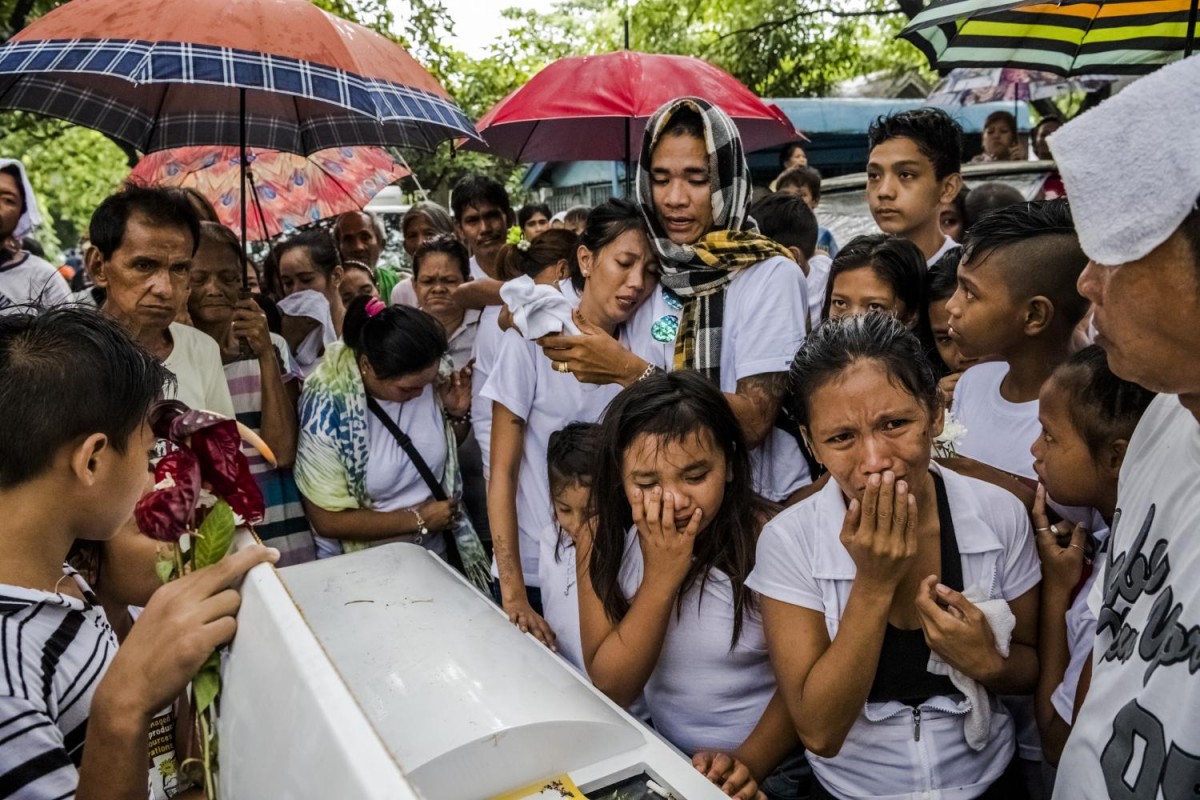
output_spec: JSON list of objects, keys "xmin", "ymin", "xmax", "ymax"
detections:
[{"xmin": 705, "ymin": 6, "xmax": 906, "ymax": 47}]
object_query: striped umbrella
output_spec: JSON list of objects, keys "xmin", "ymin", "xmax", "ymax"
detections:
[{"xmin": 901, "ymin": 0, "xmax": 1200, "ymax": 77}]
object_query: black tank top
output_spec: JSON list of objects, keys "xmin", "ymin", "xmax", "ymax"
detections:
[{"xmin": 866, "ymin": 472, "xmax": 963, "ymax": 705}]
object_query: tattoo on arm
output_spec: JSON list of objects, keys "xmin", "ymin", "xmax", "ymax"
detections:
[{"xmin": 736, "ymin": 372, "xmax": 788, "ymax": 412}]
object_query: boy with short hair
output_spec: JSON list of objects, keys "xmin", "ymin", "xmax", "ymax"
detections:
[
  {"xmin": 946, "ymin": 198, "xmax": 1089, "ymax": 480},
  {"xmin": 774, "ymin": 165, "xmax": 839, "ymax": 258},
  {"xmin": 749, "ymin": 191, "xmax": 827, "ymax": 327},
  {"xmin": 0, "ymin": 306, "xmax": 275, "ymax": 799},
  {"xmin": 866, "ymin": 108, "xmax": 964, "ymax": 265}
]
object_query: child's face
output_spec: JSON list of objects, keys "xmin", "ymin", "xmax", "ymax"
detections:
[
  {"xmin": 552, "ymin": 481, "xmax": 594, "ymax": 542},
  {"xmin": 944, "ymin": 248, "xmax": 1027, "ymax": 360},
  {"xmin": 85, "ymin": 420, "xmax": 156, "ymax": 542},
  {"xmin": 939, "ymin": 204, "xmax": 964, "ymax": 243},
  {"xmin": 828, "ymin": 267, "xmax": 909, "ymax": 324},
  {"xmin": 867, "ymin": 137, "xmax": 955, "ymax": 239},
  {"xmin": 1031, "ymin": 378, "xmax": 1110, "ymax": 509},
  {"xmin": 983, "ymin": 121, "xmax": 1017, "ymax": 159},
  {"xmin": 928, "ymin": 298, "xmax": 979, "ymax": 373},
  {"xmin": 622, "ymin": 429, "xmax": 728, "ymax": 536}
]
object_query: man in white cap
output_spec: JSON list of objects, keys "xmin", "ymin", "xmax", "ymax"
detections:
[
  {"xmin": 0, "ymin": 159, "xmax": 70, "ymax": 311},
  {"xmin": 1049, "ymin": 55, "xmax": 1200, "ymax": 798}
]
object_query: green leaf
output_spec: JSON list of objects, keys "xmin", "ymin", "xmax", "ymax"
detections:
[
  {"xmin": 192, "ymin": 651, "xmax": 222, "ymax": 716},
  {"xmin": 155, "ymin": 552, "xmax": 177, "ymax": 584},
  {"xmin": 193, "ymin": 501, "xmax": 235, "ymax": 570}
]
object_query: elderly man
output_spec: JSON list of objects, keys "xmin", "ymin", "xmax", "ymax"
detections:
[
  {"xmin": 0, "ymin": 159, "xmax": 70, "ymax": 311},
  {"xmin": 332, "ymin": 209, "xmax": 399, "ymax": 299},
  {"xmin": 87, "ymin": 184, "xmax": 234, "ymax": 417},
  {"xmin": 1049, "ymin": 55, "xmax": 1200, "ymax": 799}
]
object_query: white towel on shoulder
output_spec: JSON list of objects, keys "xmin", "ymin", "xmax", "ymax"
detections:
[
  {"xmin": 926, "ymin": 586, "xmax": 1016, "ymax": 752},
  {"xmin": 500, "ymin": 275, "xmax": 580, "ymax": 339},
  {"xmin": 1050, "ymin": 54, "xmax": 1200, "ymax": 266}
]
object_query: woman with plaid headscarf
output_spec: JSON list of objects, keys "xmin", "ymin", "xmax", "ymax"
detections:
[{"xmin": 637, "ymin": 97, "xmax": 811, "ymax": 504}]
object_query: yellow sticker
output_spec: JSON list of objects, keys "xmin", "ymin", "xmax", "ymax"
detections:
[{"xmin": 491, "ymin": 773, "xmax": 588, "ymax": 800}]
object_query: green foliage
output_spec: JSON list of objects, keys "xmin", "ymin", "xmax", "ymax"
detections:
[
  {"xmin": 192, "ymin": 651, "xmax": 222, "ymax": 715},
  {"xmin": 0, "ymin": 111, "xmax": 129, "ymax": 255},
  {"xmin": 193, "ymin": 500, "xmax": 235, "ymax": 569}
]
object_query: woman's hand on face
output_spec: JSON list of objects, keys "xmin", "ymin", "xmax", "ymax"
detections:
[
  {"xmin": 504, "ymin": 599, "xmax": 558, "ymax": 650},
  {"xmin": 841, "ymin": 471, "xmax": 917, "ymax": 593},
  {"xmin": 415, "ymin": 498, "xmax": 458, "ymax": 532},
  {"xmin": 230, "ymin": 297, "xmax": 274, "ymax": 358},
  {"xmin": 632, "ymin": 486, "xmax": 703, "ymax": 593},
  {"xmin": 692, "ymin": 752, "xmax": 765, "ymax": 800},
  {"xmin": 538, "ymin": 309, "xmax": 646, "ymax": 387},
  {"xmin": 1033, "ymin": 483, "xmax": 1089, "ymax": 596},
  {"xmin": 438, "ymin": 361, "xmax": 473, "ymax": 416},
  {"xmin": 914, "ymin": 576, "xmax": 1004, "ymax": 682}
]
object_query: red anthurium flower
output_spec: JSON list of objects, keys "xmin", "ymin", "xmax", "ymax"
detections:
[
  {"xmin": 135, "ymin": 448, "xmax": 202, "ymax": 541},
  {"xmin": 189, "ymin": 420, "xmax": 265, "ymax": 524}
]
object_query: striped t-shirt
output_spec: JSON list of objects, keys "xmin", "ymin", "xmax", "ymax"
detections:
[{"xmin": 0, "ymin": 567, "xmax": 117, "ymax": 799}]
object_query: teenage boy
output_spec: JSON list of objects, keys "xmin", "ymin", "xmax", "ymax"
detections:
[
  {"xmin": 773, "ymin": 165, "xmax": 839, "ymax": 257},
  {"xmin": 866, "ymin": 108, "xmax": 964, "ymax": 265},
  {"xmin": 1048, "ymin": 55, "xmax": 1200, "ymax": 800},
  {"xmin": 0, "ymin": 306, "xmax": 276, "ymax": 799},
  {"xmin": 945, "ymin": 199, "xmax": 1089, "ymax": 481},
  {"xmin": 749, "ymin": 191, "xmax": 826, "ymax": 327}
]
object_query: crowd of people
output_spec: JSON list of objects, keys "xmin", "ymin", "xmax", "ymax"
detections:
[{"xmin": 1, "ymin": 55, "xmax": 1197, "ymax": 800}]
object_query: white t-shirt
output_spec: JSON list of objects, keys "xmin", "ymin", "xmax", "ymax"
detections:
[
  {"xmin": 361, "ymin": 384, "xmax": 447, "ymax": 557},
  {"xmin": 1050, "ymin": 524, "xmax": 1109, "ymax": 725},
  {"xmin": 748, "ymin": 463, "xmax": 1042, "ymax": 799},
  {"xmin": 928, "ymin": 234, "xmax": 962, "ymax": 267},
  {"xmin": 719, "ymin": 257, "xmax": 811, "ymax": 501},
  {"xmin": 1055, "ymin": 394, "xmax": 1200, "ymax": 800},
  {"xmin": 616, "ymin": 528, "xmax": 776, "ymax": 755},
  {"xmin": 952, "ymin": 361, "xmax": 1040, "ymax": 480},
  {"xmin": 806, "ymin": 253, "xmax": 833, "ymax": 328},
  {"xmin": 470, "ymin": 305, "xmax": 504, "ymax": 481},
  {"xmin": 0, "ymin": 252, "xmax": 70, "ymax": 311},
  {"xmin": 537, "ymin": 524, "xmax": 585, "ymax": 673},
  {"xmin": 162, "ymin": 322, "xmax": 236, "ymax": 418}
]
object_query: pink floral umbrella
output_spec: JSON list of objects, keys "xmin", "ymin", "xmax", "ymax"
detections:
[{"xmin": 131, "ymin": 145, "xmax": 410, "ymax": 240}]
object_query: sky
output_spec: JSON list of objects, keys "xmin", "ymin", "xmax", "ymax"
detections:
[{"xmin": 390, "ymin": 0, "xmax": 544, "ymax": 58}]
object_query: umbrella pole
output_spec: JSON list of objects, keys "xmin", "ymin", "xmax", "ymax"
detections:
[
  {"xmin": 624, "ymin": 117, "xmax": 631, "ymax": 198},
  {"xmin": 239, "ymin": 87, "xmax": 249, "ymax": 288},
  {"xmin": 248, "ymin": 171, "xmax": 271, "ymax": 241}
]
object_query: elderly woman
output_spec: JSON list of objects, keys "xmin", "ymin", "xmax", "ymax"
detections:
[
  {"xmin": 294, "ymin": 295, "xmax": 488, "ymax": 587},
  {"xmin": 749, "ymin": 314, "xmax": 1041, "ymax": 799},
  {"xmin": 390, "ymin": 201, "xmax": 457, "ymax": 307}
]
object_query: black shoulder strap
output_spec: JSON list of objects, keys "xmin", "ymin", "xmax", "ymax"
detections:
[
  {"xmin": 365, "ymin": 395, "xmax": 447, "ymax": 502},
  {"xmin": 932, "ymin": 471, "xmax": 965, "ymax": 592}
]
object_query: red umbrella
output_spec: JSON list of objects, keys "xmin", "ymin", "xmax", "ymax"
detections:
[{"xmin": 466, "ymin": 51, "xmax": 799, "ymax": 162}]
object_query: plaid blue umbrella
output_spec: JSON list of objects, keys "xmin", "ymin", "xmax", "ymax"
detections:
[{"xmin": 0, "ymin": 0, "xmax": 478, "ymax": 155}]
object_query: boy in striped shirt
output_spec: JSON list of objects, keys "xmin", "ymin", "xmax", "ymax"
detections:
[{"xmin": 0, "ymin": 307, "xmax": 275, "ymax": 800}]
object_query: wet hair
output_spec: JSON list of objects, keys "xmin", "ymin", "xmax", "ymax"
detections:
[
  {"xmin": 1051, "ymin": 345, "xmax": 1156, "ymax": 461},
  {"xmin": 964, "ymin": 182, "xmax": 1025, "ymax": 229},
  {"xmin": 867, "ymin": 107, "xmax": 963, "ymax": 179},
  {"xmin": 271, "ymin": 229, "xmax": 342, "ymax": 281},
  {"xmin": 0, "ymin": 306, "xmax": 170, "ymax": 487},
  {"xmin": 779, "ymin": 141, "xmax": 807, "ymax": 168},
  {"xmin": 984, "ymin": 110, "xmax": 1018, "ymax": 134},
  {"xmin": 342, "ymin": 295, "xmax": 446, "ymax": 379},
  {"xmin": 412, "ymin": 234, "xmax": 470, "ymax": 280},
  {"xmin": 568, "ymin": 199, "xmax": 647, "ymax": 292},
  {"xmin": 775, "ymin": 165, "xmax": 823, "ymax": 203},
  {"xmin": 89, "ymin": 183, "xmax": 201, "ymax": 260},
  {"xmin": 822, "ymin": 234, "xmax": 929, "ymax": 327},
  {"xmin": 590, "ymin": 371, "xmax": 774, "ymax": 647},
  {"xmin": 450, "ymin": 174, "xmax": 511, "ymax": 221},
  {"xmin": 198, "ymin": 221, "xmax": 242, "ymax": 265},
  {"xmin": 961, "ymin": 199, "xmax": 1089, "ymax": 326},
  {"xmin": 0, "ymin": 164, "xmax": 27, "ymax": 214},
  {"xmin": 518, "ymin": 203, "xmax": 552, "ymax": 229},
  {"xmin": 659, "ymin": 106, "xmax": 705, "ymax": 141},
  {"xmin": 495, "ymin": 228, "xmax": 578, "ymax": 281},
  {"xmin": 401, "ymin": 202, "xmax": 455, "ymax": 238},
  {"xmin": 749, "ymin": 192, "xmax": 818, "ymax": 259},
  {"xmin": 563, "ymin": 205, "xmax": 591, "ymax": 229},
  {"xmin": 788, "ymin": 314, "xmax": 940, "ymax": 430}
]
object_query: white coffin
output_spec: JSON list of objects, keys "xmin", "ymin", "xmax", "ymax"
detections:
[{"xmin": 220, "ymin": 541, "xmax": 730, "ymax": 799}]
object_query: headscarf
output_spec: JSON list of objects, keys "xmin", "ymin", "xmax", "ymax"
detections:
[
  {"xmin": 635, "ymin": 97, "xmax": 791, "ymax": 380},
  {"xmin": 0, "ymin": 159, "xmax": 42, "ymax": 240}
]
